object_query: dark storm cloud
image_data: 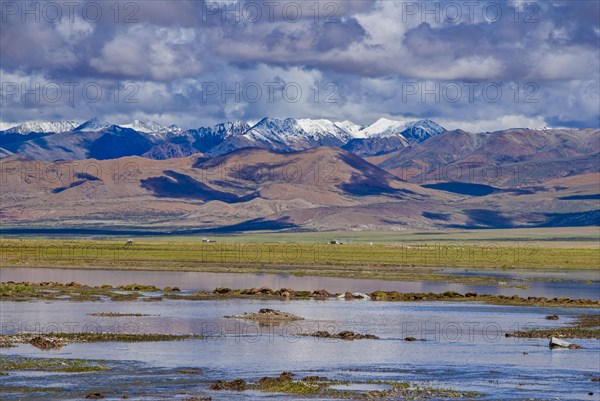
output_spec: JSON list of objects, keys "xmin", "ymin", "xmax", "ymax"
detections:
[{"xmin": 0, "ymin": 0, "xmax": 598, "ymax": 130}]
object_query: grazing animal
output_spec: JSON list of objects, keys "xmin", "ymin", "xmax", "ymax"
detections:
[{"xmin": 125, "ymin": 239, "xmax": 134, "ymax": 246}]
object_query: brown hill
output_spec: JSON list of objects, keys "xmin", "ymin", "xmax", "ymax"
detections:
[
  {"xmin": 1, "ymin": 145, "xmax": 597, "ymax": 233},
  {"xmin": 0, "ymin": 148, "xmax": 461, "ymax": 232},
  {"xmin": 376, "ymin": 128, "xmax": 599, "ymax": 187}
]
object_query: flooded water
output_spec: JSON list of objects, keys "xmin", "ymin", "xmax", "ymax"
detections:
[
  {"xmin": 2, "ymin": 267, "xmax": 599, "ymax": 299},
  {"xmin": 1, "ymin": 298, "xmax": 599, "ymax": 400},
  {"xmin": 2, "ymin": 267, "xmax": 599, "ymax": 400}
]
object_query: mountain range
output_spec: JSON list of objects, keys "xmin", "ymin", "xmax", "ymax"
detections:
[
  {"xmin": 0, "ymin": 117, "xmax": 598, "ymax": 233},
  {"xmin": 0, "ymin": 117, "xmax": 445, "ymax": 161}
]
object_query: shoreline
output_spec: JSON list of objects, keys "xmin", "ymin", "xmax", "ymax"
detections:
[
  {"xmin": 1, "ymin": 263, "xmax": 598, "ymax": 294},
  {"xmin": 2, "ymin": 281, "xmax": 599, "ymax": 308}
]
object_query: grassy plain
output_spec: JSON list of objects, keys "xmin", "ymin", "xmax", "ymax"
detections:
[{"xmin": 0, "ymin": 228, "xmax": 598, "ymax": 282}]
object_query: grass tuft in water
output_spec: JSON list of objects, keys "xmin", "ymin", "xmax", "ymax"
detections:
[{"xmin": 0, "ymin": 356, "xmax": 109, "ymax": 372}]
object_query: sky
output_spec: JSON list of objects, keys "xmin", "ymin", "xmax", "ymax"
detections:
[{"xmin": 1, "ymin": 0, "xmax": 599, "ymax": 132}]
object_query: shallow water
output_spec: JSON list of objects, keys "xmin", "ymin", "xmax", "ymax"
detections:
[
  {"xmin": 444, "ymin": 268, "xmax": 600, "ymax": 281},
  {"xmin": 2, "ymin": 267, "xmax": 599, "ymax": 299},
  {"xmin": 2, "ymin": 298, "xmax": 599, "ymax": 400}
]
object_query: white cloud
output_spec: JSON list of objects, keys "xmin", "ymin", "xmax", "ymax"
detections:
[
  {"xmin": 89, "ymin": 25, "xmax": 204, "ymax": 80},
  {"xmin": 55, "ymin": 17, "xmax": 95, "ymax": 44},
  {"xmin": 1, "ymin": 0, "xmax": 598, "ymax": 129}
]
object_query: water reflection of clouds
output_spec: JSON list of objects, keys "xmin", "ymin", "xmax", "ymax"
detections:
[
  {"xmin": 2, "ymin": 267, "xmax": 598, "ymax": 300},
  {"xmin": 2, "ymin": 299, "xmax": 599, "ymax": 401}
]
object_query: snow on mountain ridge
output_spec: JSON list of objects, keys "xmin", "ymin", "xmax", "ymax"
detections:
[
  {"xmin": 121, "ymin": 120, "xmax": 166, "ymax": 133},
  {"xmin": 399, "ymin": 119, "xmax": 446, "ymax": 143},
  {"xmin": 4, "ymin": 116, "xmax": 443, "ymax": 141},
  {"xmin": 74, "ymin": 118, "xmax": 112, "ymax": 132},
  {"xmin": 245, "ymin": 118, "xmax": 354, "ymax": 145},
  {"xmin": 185, "ymin": 121, "xmax": 252, "ymax": 154},
  {"xmin": 244, "ymin": 118, "xmax": 294, "ymax": 142},
  {"xmin": 359, "ymin": 118, "xmax": 445, "ymax": 143},
  {"xmin": 334, "ymin": 120, "xmax": 366, "ymax": 138},
  {"xmin": 4, "ymin": 121, "xmax": 80, "ymax": 134},
  {"xmin": 120, "ymin": 120, "xmax": 186, "ymax": 143},
  {"xmin": 360, "ymin": 117, "xmax": 412, "ymax": 138},
  {"xmin": 2, "ymin": 116, "xmax": 446, "ymax": 160},
  {"xmin": 190, "ymin": 121, "xmax": 250, "ymax": 137},
  {"xmin": 296, "ymin": 118, "xmax": 352, "ymax": 139}
]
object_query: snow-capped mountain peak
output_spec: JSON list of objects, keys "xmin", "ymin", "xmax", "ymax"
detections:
[
  {"xmin": 296, "ymin": 118, "xmax": 354, "ymax": 140},
  {"xmin": 243, "ymin": 118, "xmax": 289, "ymax": 142},
  {"xmin": 121, "ymin": 120, "xmax": 166, "ymax": 133},
  {"xmin": 205, "ymin": 116, "xmax": 445, "ymax": 156},
  {"xmin": 400, "ymin": 119, "xmax": 446, "ymax": 143},
  {"xmin": 119, "ymin": 120, "xmax": 186, "ymax": 142},
  {"xmin": 1, "ymin": 115, "xmax": 446, "ymax": 160},
  {"xmin": 204, "ymin": 117, "xmax": 357, "ymax": 155},
  {"xmin": 220, "ymin": 120, "xmax": 251, "ymax": 134},
  {"xmin": 245, "ymin": 118, "xmax": 353, "ymax": 143},
  {"xmin": 360, "ymin": 117, "xmax": 445, "ymax": 143},
  {"xmin": 185, "ymin": 121, "xmax": 251, "ymax": 154},
  {"xmin": 4, "ymin": 120, "xmax": 80, "ymax": 134},
  {"xmin": 74, "ymin": 118, "xmax": 112, "ymax": 132},
  {"xmin": 361, "ymin": 117, "xmax": 411, "ymax": 138},
  {"xmin": 334, "ymin": 120, "xmax": 365, "ymax": 138},
  {"xmin": 191, "ymin": 121, "xmax": 250, "ymax": 137}
]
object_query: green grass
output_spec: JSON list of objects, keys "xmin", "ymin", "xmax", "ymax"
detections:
[
  {"xmin": 210, "ymin": 372, "xmax": 483, "ymax": 399},
  {"xmin": 0, "ymin": 282, "xmax": 145, "ymax": 301},
  {"xmin": 1, "ymin": 238, "xmax": 598, "ymax": 273},
  {"xmin": 137, "ymin": 227, "xmax": 600, "ymax": 246},
  {"xmin": 51, "ymin": 332, "xmax": 205, "ymax": 342},
  {"xmin": 0, "ymin": 284, "xmax": 36, "ymax": 297},
  {"xmin": 257, "ymin": 379, "xmax": 321, "ymax": 394},
  {"xmin": 365, "ymin": 381, "xmax": 483, "ymax": 399},
  {"xmin": 0, "ymin": 356, "xmax": 108, "ymax": 372},
  {"xmin": 0, "ymin": 332, "xmax": 207, "ymax": 349}
]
